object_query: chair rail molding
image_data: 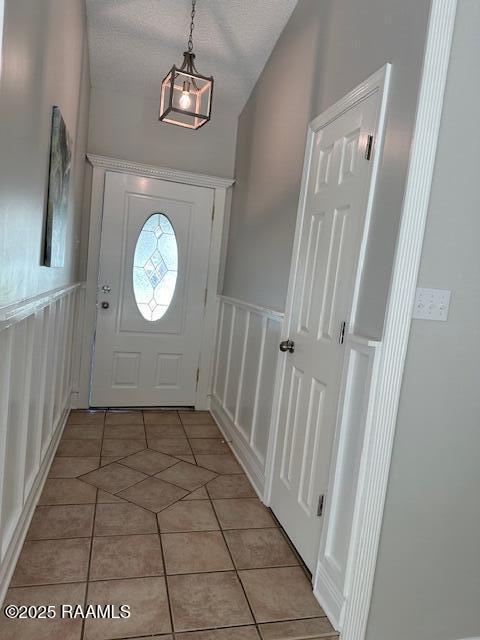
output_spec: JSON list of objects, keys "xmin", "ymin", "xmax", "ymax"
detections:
[
  {"xmin": 210, "ymin": 295, "xmax": 284, "ymax": 496},
  {"xmin": 0, "ymin": 283, "xmax": 83, "ymax": 604}
]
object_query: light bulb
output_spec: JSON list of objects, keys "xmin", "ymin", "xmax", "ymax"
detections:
[{"xmin": 179, "ymin": 91, "xmax": 191, "ymax": 110}]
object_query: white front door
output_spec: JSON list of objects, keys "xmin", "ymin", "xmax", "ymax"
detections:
[
  {"xmin": 270, "ymin": 89, "xmax": 384, "ymax": 571},
  {"xmin": 90, "ymin": 172, "xmax": 214, "ymax": 407}
]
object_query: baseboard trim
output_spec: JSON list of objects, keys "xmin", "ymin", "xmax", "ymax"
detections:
[
  {"xmin": 0, "ymin": 404, "xmax": 70, "ymax": 604},
  {"xmin": 210, "ymin": 395, "xmax": 265, "ymax": 499},
  {"xmin": 314, "ymin": 563, "xmax": 344, "ymax": 631}
]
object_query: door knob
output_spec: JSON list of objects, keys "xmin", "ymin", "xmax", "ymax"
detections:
[
  {"xmin": 101, "ymin": 301, "xmax": 109, "ymax": 309},
  {"xmin": 279, "ymin": 339, "xmax": 295, "ymax": 353}
]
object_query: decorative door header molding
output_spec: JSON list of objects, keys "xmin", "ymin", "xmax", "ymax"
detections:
[{"xmin": 87, "ymin": 154, "xmax": 235, "ymax": 190}]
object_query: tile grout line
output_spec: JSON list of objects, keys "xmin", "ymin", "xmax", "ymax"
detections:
[
  {"xmin": 206, "ymin": 485, "xmax": 260, "ymax": 634},
  {"xmin": 80, "ymin": 409, "xmax": 106, "ymax": 640},
  {"xmin": 153, "ymin": 408, "xmax": 178, "ymax": 636}
]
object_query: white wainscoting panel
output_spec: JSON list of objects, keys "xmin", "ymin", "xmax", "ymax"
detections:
[
  {"xmin": 0, "ymin": 283, "xmax": 82, "ymax": 603},
  {"xmin": 210, "ymin": 296, "xmax": 284, "ymax": 495},
  {"xmin": 314, "ymin": 334, "xmax": 381, "ymax": 628}
]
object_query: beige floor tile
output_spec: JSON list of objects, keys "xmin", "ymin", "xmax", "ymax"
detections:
[
  {"xmin": 162, "ymin": 531, "xmax": 233, "ymax": 574},
  {"xmin": 100, "ymin": 456, "xmax": 123, "ymax": 466},
  {"xmin": 94, "ymin": 502, "xmax": 157, "ymax": 536},
  {"xmin": 39, "ymin": 478, "xmax": 97, "ymax": 505},
  {"xmin": 48, "ymin": 457, "xmax": 100, "ymax": 478},
  {"xmin": 68, "ymin": 410, "xmax": 105, "ymax": 425},
  {"xmin": 127, "ymin": 637, "xmax": 173, "ymax": 640},
  {"xmin": 90, "ymin": 534, "xmax": 163, "ymax": 580},
  {"xmin": 119, "ymin": 449, "xmax": 178, "ymax": 475},
  {"xmin": 11, "ymin": 538, "xmax": 90, "ymax": 586},
  {"xmin": 105, "ymin": 410, "xmax": 144, "ymax": 425},
  {"xmin": 101, "ymin": 438, "xmax": 146, "ymax": 457},
  {"xmin": 182, "ymin": 486, "xmax": 209, "ymax": 500},
  {"xmin": 213, "ymin": 499, "xmax": 275, "ymax": 529},
  {"xmin": 84, "ymin": 577, "xmax": 171, "ymax": 639},
  {"xmin": 103, "ymin": 424, "xmax": 145, "ymax": 439},
  {"xmin": 146, "ymin": 423, "xmax": 186, "ymax": 438},
  {"xmin": 147, "ymin": 437, "xmax": 192, "ymax": 456},
  {"xmin": 179, "ymin": 411, "xmax": 215, "ymax": 425},
  {"xmin": 155, "ymin": 461, "xmax": 216, "ymax": 491},
  {"xmin": 118, "ymin": 477, "xmax": 188, "ymax": 512},
  {"xmin": 190, "ymin": 439, "xmax": 231, "ymax": 454},
  {"xmin": 258, "ymin": 618, "xmax": 336, "ymax": 639},
  {"xmin": 143, "ymin": 410, "xmax": 181, "ymax": 425},
  {"xmin": 80, "ymin": 462, "xmax": 147, "ymax": 493},
  {"xmin": 183, "ymin": 423, "xmax": 222, "ymax": 438},
  {"xmin": 56, "ymin": 439, "xmax": 102, "ymax": 457},
  {"xmin": 157, "ymin": 500, "xmax": 219, "ymax": 532},
  {"xmin": 224, "ymin": 529, "xmax": 299, "ymax": 570},
  {"xmin": 62, "ymin": 425, "xmax": 104, "ymax": 440},
  {"xmin": 175, "ymin": 454, "xmax": 197, "ymax": 464},
  {"xmin": 238, "ymin": 566, "xmax": 324, "ymax": 623},
  {"xmin": 175, "ymin": 628, "xmax": 260, "ymax": 639},
  {"xmin": 195, "ymin": 454, "xmax": 243, "ymax": 475},
  {"xmin": 96, "ymin": 489, "xmax": 125, "ymax": 503},
  {"xmin": 0, "ymin": 582, "xmax": 86, "ymax": 640},
  {"xmin": 27, "ymin": 504, "xmax": 94, "ymax": 540},
  {"xmin": 168, "ymin": 571, "xmax": 253, "ymax": 632},
  {"xmin": 206, "ymin": 475, "xmax": 256, "ymax": 499}
]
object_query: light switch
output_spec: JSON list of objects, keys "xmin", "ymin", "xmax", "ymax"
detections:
[{"xmin": 412, "ymin": 287, "xmax": 451, "ymax": 321}]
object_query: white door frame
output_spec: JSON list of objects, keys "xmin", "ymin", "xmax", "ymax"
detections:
[
  {"xmin": 75, "ymin": 155, "xmax": 234, "ymax": 409},
  {"xmin": 264, "ymin": 1, "xmax": 457, "ymax": 638}
]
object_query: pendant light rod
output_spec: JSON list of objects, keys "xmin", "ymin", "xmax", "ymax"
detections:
[{"xmin": 187, "ymin": 0, "xmax": 196, "ymax": 53}]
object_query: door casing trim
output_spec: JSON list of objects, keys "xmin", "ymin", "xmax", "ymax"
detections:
[
  {"xmin": 76, "ymin": 156, "xmax": 234, "ymax": 409},
  {"xmin": 263, "ymin": 1, "xmax": 458, "ymax": 637}
]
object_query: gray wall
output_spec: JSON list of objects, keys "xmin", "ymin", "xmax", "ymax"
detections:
[
  {"xmin": 366, "ymin": 3, "xmax": 480, "ymax": 638},
  {"xmin": 88, "ymin": 86, "xmax": 238, "ymax": 179},
  {"xmin": 0, "ymin": 0, "xmax": 91, "ymax": 307},
  {"xmin": 222, "ymin": 0, "xmax": 430, "ymax": 328}
]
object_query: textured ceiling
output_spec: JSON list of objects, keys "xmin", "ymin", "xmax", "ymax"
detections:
[{"xmin": 86, "ymin": 0, "xmax": 298, "ymax": 115}]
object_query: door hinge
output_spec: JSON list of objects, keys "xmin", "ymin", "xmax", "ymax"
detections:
[
  {"xmin": 204, "ymin": 287, "xmax": 208, "ymax": 306},
  {"xmin": 196, "ymin": 367, "xmax": 200, "ymax": 389},
  {"xmin": 339, "ymin": 321, "xmax": 346, "ymax": 345},
  {"xmin": 317, "ymin": 494, "xmax": 325, "ymax": 517},
  {"xmin": 212, "ymin": 203, "xmax": 215, "ymax": 221},
  {"xmin": 364, "ymin": 134, "xmax": 374, "ymax": 160}
]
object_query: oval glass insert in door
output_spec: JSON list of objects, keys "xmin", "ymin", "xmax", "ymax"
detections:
[{"xmin": 133, "ymin": 213, "xmax": 178, "ymax": 321}]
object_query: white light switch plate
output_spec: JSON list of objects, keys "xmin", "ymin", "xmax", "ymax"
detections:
[{"xmin": 412, "ymin": 287, "xmax": 451, "ymax": 321}]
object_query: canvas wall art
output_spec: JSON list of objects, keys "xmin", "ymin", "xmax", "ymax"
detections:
[{"xmin": 43, "ymin": 106, "xmax": 72, "ymax": 267}]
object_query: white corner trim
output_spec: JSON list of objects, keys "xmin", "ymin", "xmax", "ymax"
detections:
[
  {"xmin": 340, "ymin": 2, "xmax": 458, "ymax": 640},
  {"xmin": 87, "ymin": 154, "xmax": 235, "ymax": 190}
]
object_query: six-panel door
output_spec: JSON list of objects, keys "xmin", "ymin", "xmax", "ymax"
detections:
[{"xmin": 270, "ymin": 92, "xmax": 381, "ymax": 570}]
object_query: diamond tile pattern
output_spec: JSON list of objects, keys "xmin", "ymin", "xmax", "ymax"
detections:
[{"xmin": 1, "ymin": 410, "xmax": 337, "ymax": 640}]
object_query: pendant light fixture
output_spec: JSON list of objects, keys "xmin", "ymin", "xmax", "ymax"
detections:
[{"xmin": 159, "ymin": 0, "xmax": 213, "ymax": 129}]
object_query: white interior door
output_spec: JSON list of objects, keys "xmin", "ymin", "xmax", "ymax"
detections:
[
  {"xmin": 270, "ymin": 89, "xmax": 384, "ymax": 571},
  {"xmin": 90, "ymin": 172, "xmax": 213, "ymax": 407}
]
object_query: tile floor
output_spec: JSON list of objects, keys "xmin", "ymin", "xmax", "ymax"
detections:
[{"xmin": 1, "ymin": 410, "xmax": 338, "ymax": 640}]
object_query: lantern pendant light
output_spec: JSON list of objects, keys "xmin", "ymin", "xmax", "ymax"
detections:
[{"xmin": 159, "ymin": 0, "xmax": 213, "ymax": 129}]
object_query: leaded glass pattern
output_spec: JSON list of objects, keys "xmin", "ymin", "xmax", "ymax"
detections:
[{"xmin": 133, "ymin": 213, "xmax": 178, "ymax": 321}]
